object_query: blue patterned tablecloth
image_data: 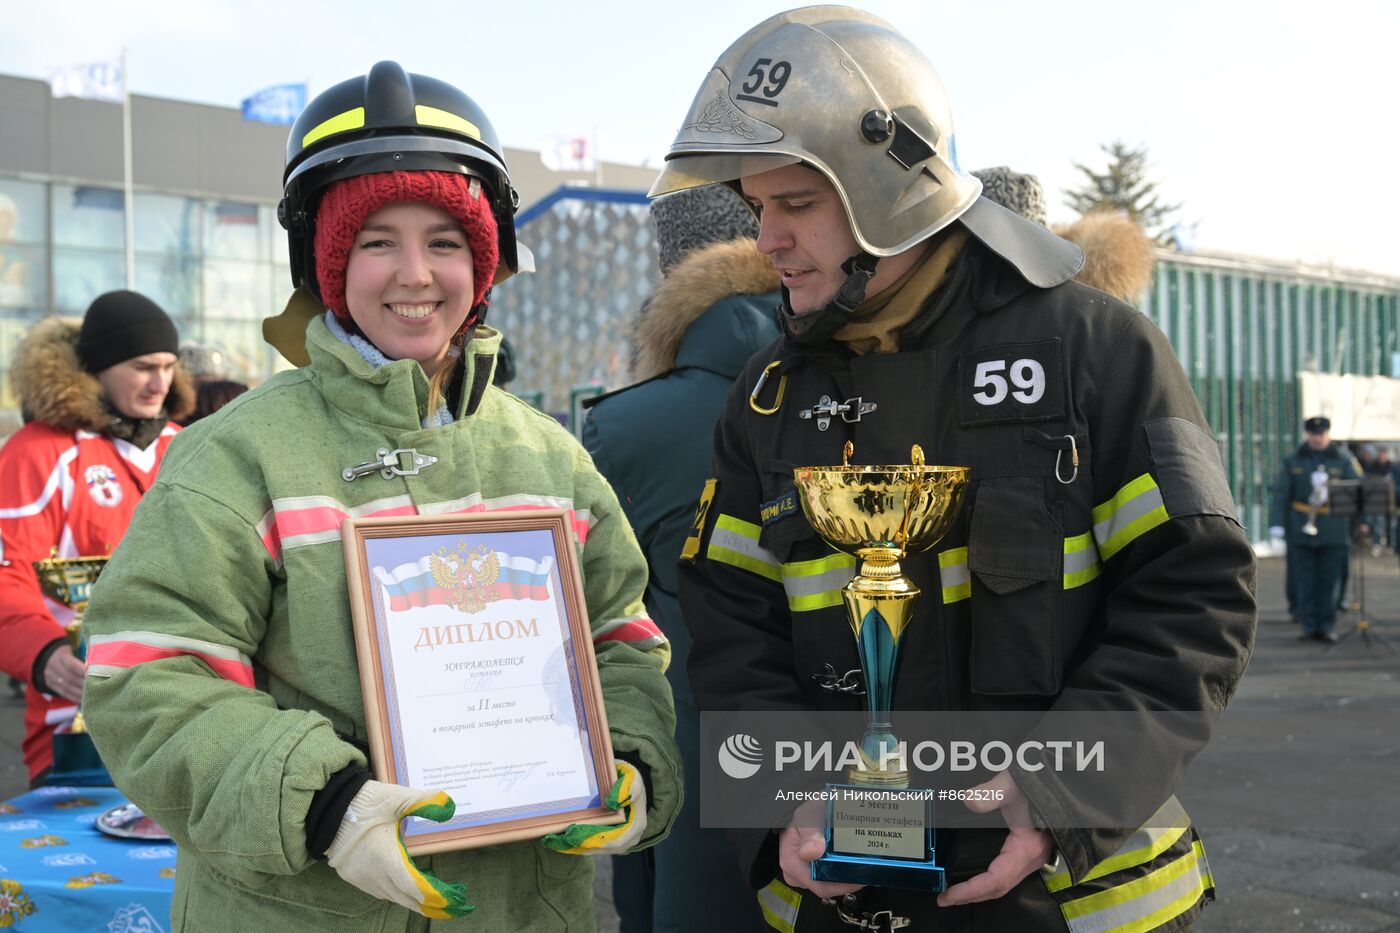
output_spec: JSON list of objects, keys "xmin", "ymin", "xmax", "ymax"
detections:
[{"xmin": 0, "ymin": 786, "xmax": 175, "ymax": 931}]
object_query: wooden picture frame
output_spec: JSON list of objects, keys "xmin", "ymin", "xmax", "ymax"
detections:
[{"xmin": 342, "ymin": 509, "xmax": 621, "ymax": 855}]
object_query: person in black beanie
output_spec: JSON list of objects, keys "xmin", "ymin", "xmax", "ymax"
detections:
[{"xmin": 0, "ymin": 290, "xmax": 192, "ymax": 786}]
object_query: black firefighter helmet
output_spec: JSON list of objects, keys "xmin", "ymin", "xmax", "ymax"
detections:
[{"xmin": 278, "ymin": 61, "xmax": 528, "ymax": 304}]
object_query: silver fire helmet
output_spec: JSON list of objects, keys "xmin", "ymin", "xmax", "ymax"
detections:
[{"xmin": 651, "ymin": 6, "xmax": 1082, "ymax": 287}]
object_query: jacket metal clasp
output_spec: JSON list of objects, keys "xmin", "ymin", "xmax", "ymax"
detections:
[
  {"xmin": 812, "ymin": 664, "xmax": 865, "ymax": 695},
  {"xmin": 798, "ymin": 395, "xmax": 877, "ymax": 432},
  {"xmin": 749, "ymin": 360, "xmax": 787, "ymax": 415},
  {"xmin": 826, "ymin": 895, "xmax": 910, "ymax": 931},
  {"xmin": 1055, "ymin": 434, "xmax": 1079, "ymax": 485},
  {"xmin": 342, "ymin": 448, "xmax": 438, "ymax": 482}
]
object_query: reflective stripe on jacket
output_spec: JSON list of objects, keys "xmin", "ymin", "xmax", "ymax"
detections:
[{"xmin": 682, "ymin": 236, "xmax": 1256, "ymax": 931}]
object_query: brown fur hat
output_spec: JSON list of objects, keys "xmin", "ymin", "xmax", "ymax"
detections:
[
  {"xmin": 632, "ymin": 238, "xmax": 779, "ymax": 382},
  {"xmin": 10, "ymin": 317, "xmax": 195, "ymax": 432},
  {"xmin": 1053, "ymin": 211, "xmax": 1157, "ymax": 302}
]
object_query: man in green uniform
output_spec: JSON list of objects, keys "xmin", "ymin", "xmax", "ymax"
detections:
[{"xmin": 1270, "ymin": 416, "xmax": 1361, "ymax": 642}]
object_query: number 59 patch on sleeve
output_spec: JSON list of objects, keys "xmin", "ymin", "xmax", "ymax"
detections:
[{"xmin": 958, "ymin": 338, "xmax": 1065, "ymax": 426}]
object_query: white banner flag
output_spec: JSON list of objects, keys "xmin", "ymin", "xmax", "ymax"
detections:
[
  {"xmin": 1298, "ymin": 372, "xmax": 1400, "ymax": 441},
  {"xmin": 50, "ymin": 60, "xmax": 124, "ymax": 103},
  {"xmin": 540, "ymin": 134, "xmax": 595, "ymax": 173}
]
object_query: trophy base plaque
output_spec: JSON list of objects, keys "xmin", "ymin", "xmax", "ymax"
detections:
[
  {"xmin": 48, "ymin": 727, "xmax": 111, "ymax": 787},
  {"xmin": 812, "ymin": 784, "xmax": 947, "ymax": 892}
]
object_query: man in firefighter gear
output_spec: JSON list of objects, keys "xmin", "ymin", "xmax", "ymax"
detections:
[
  {"xmin": 1269, "ymin": 416, "xmax": 1360, "ymax": 642},
  {"xmin": 660, "ymin": 8, "xmax": 1256, "ymax": 931}
]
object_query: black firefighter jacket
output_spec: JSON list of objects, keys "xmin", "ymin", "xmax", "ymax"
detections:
[{"xmin": 677, "ymin": 236, "xmax": 1258, "ymax": 932}]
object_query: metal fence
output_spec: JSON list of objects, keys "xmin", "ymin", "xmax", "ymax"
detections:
[
  {"xmin": 1142, "ymin": 252, "xmax": 1400, "ymax": 542},
  {"xmin": 493, "ymin": 187, "xmax": 1400, "ymax": 545}
]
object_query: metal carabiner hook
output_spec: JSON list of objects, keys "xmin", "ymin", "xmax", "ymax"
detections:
[
  {"xmin": 1054, "ymin": 434, "xmax": 1079, "ymax": 485},
  {"xmin": 749, "ymin": 360, "xmax": 787, "ymax": 415}
]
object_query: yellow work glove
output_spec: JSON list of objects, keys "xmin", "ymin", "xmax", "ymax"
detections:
[
  {"xmin": 325, "ymin": 780, "xmax": 474, "ymax": 919},
  {"xmin": 541, "ymin": 760, "xmax": 648, "ymax": 855}
]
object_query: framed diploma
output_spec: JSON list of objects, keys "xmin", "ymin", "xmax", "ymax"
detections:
[{"xmin": 342, "ymin": 509, "xmax": 622, "ymax": 855}]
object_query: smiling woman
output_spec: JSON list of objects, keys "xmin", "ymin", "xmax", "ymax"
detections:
[
  {"xmin": 76, "ymin": 60, "xmax": 682, "ymax": 933},
  {"xmin": 347, "ymin": 201, "xmax": 476, "ymax": 373},
  {"xmin": 313, "ymin": 170, "xmax": 500, "ymax": 417},
  {"xmin": 315, "ymin": 171, "xmax": 499, "ymax": 379}
]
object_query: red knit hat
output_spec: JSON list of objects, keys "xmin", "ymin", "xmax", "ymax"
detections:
[{"xmin": 313, "ymin": 170, "xmax": 500, "ymax": 328}]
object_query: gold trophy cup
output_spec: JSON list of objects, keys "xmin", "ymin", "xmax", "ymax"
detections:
[
  {"xmin": 33, "ymin": 550, "xmax": 110, "ymax": 784},
  {"xmin": 792, "ymin": 442, "xmax": 969, "ymax": 890}
]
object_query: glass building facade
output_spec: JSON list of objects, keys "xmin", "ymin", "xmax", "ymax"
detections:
[{"xmin": 0, "ymin": 173, "xmax": 291, "ymax": 408}]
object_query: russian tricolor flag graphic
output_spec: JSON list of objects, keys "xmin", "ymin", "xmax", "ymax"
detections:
[{"xmin": 373, "ymin": 553, "xmax": 553, "ymax": 612}]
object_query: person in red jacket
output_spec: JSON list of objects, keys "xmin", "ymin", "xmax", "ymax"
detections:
[{"xmin": 0, "ymin": 290, "xmax": 192, "ymax": 785}]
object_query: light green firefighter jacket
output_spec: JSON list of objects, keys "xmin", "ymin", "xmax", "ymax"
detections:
[{"xmin": 81, "ymin": 317, "xmax": 681, "ymax": 932}]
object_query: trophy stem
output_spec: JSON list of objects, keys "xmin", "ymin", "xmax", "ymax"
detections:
[
  {"xmin": 66, "ymin": 614, "xmax": 89, "ymax": 734},
  {"xmin": 843, "ymin": 548, "xmax": 919, "ymax": 788}
]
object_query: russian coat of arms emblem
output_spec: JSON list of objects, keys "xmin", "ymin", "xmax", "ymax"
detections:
[{"xmin": 429, "ymin": 541, "xmax": 501, "ymax": 614}]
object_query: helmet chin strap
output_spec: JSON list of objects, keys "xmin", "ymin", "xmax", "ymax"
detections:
[
  {"xmin": 778, "ymin": 252, "xmax": 879, "ymax": 345},
  {"xmin": 463, "ymin": 287, "xmax": 492, "ymax": 332}
]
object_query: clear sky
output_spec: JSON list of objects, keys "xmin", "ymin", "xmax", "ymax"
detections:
[{"xmin": 5, "ymin": 0, "xmax": 1396, "ymax": 275}]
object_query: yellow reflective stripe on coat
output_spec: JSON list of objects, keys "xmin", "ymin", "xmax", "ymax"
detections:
[
  {"xmin": 941, "ymin": 535, "xmax": 1100, "ymax": 605},
  {"xmin": 1092, "ymin": 473, "xmax": 1169, "ymax": 561},
  {"xmin": 781, "ymin": 552, "xmax": 855, "ymax": 612},
  {"xmin": 1043, "ymin": 798, "xmax": 1191, "ymax": 893},
  {"xmin": 757, "ymin": 878, "xmax": 801, "ymax": 933},
  {"xmin": 708, "ymin": 514, "xmax": 782, "ymax": 582},
  {"xmin": 1057, "ymin": 840, "xmax": 1212, "ymax": 933},
  {"xmin": 939, "ymin": 547, "xmax": 970, "ymax": 603},
  {"xmin": 1063, "ymin": 532, "xmax": 1102, "ymax": 590}
]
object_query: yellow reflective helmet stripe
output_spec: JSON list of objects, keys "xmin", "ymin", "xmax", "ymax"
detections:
[
  {"xmin": 301, "ymin": 107, "xmax": 366, "ymax": 149},
  {"xmin": 780, "ymin": 551, "xmax": 855, "ymax": 612},
  {"xmin": 757, "ymin": 877, "xmax": 802, "ymax": 932},
  {"xmin": 708, "ymin": 514, "xmax": 782, "ymax": 582},
  {"xmin": 938, "ymin": 547, "xmax": 970, "ymax": 603},
  {"xmin": 415, "ymin": 104, "xmax": 481, "ymax": 139},
  {"xmin": 1063, "ymin": 531, "xmax": 1102, "ymax": 590},
  {"xmin": 1092, "ymin": 473, "xmax": 1169, "ymax": 561}
]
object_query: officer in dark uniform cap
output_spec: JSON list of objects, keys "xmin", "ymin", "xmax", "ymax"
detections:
[
  {"xmin": 1270, "ymin": 415, "xmax": 1361, "ymax": 642},
  {"xmin": 658, "ymin": 7, "xmax": 1257, "ymax": 932}
]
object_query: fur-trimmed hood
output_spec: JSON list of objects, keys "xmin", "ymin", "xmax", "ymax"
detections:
[
  {"xmin": 10, "ymin": 316, "xmax": 195, "ymax": 432},
  {"xmin": 632, "ymin": 237, "xmax": 780, "ymax": 382},
  {"xmin": 1053, "ymin": 212, "xmax": 1157, "ymax": 302}
]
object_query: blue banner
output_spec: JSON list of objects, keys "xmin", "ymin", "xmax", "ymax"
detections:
[{"xmin": 241, "ymin": 83, "xmax": 307, "ymax": 126}]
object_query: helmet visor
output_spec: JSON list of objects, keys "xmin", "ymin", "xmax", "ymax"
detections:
[{"xmin": 648, "ymin": 152, "xmax": 801, "ymax": 198}]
